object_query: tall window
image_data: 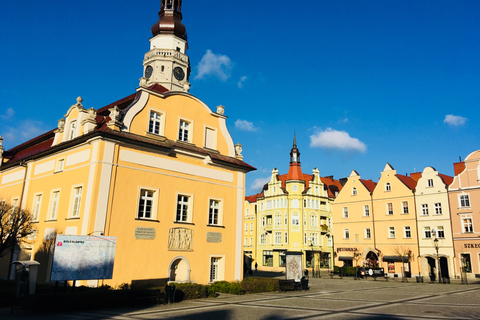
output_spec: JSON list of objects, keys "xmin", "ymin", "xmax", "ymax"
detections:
[
  {"xmin": 292, "ymin": 214, "xmax": 299, "ymax": 225},
  {"xmin": 56, "ymin": 159, "xmax": 65, "ymax": 172},
  {"xmin": 284, "ymin": 232, "xmax": 288, "ymax": 243},
  {"xmin": 387, "ymin": 203, "xmax": 393, "ymax": 215},
  {"xmin": 365, "ymin": 228, "xmax": 371, "ymax": 239},
  {"xmin": 263, "ymin": 251, "xmax": 273, "ymax": 266},
  {"xmin": 68, "ymin": 121, "xmax": 77, "ymax": 140},
  {"xmin": 435, "ymin": 203, "xmax": 442, "ymax": 215},
  {"xmin": 138, "ymin": 189, "xmax": 155, "ymax": 219},
  {"xmin": 208, "ymin": 200, "xmax": 220, "ymax": 225},
  {"xmin": 275, "ymin": 232, "xmax": 282, "ymax": 244},
  {"xmin": 424, "ymin": 226, "xmax": 431, "ymax": 239},
  {"xmin": 149, "ymin": 111, "xmax": 162, "ymax": 135},
  {"xmin": 421, "ymin": 204, "xmax": 429, "ymax": 216},
  {"xmin": 437, "ymin": 226, "xmax": 445, "ymax": 238},
  {"xmin": 402, "ymin": 201, "xmax": 409, "ymax": 214},
  {"xmin": 461, "ymin": 254, "xmax": 472, "ymax": 273},
  {"xmin": 385, "ymin": 182, "xmax": 391, "ymax": 191},
  {"xmin": 310, "ymin": 233, "xmax": 319, "ymax": 245},
  {"xmin": 71, "ymin": 186, "xmax": 82, "ymax": 218},
  {"xmin": 210, "ymin": 257, "xmax": 220, "ymax": 282},
  {"xmin": 309, "ymin": 214, "xmax": 317, "ymax": 227},
  {"xmin": 344, "ymin": 229, "xmax": 350, "ymax": 239},
  {"xmin": 364, "ymin": 205, "xmax": 370, "ymax": 217},
  {"xmin": 32, "ymin": 194, "xmax": 42, "ymax": 221},
  {"xmin": 343, "ymin": 207, "xmax": 349, "ymax": 218},
  {"xmin": 178, "ymin": 120, "xmax": 190, "ymax": 142},
  {"xmin": 462, "ymin": 217, "xmax": 473, "ymax": 233},
  {"xmin": 50, "ymin": 191, "xmax": 60, "ymax": 220},
  {"xmin": 427, "ymin": 179, "xmax": 434, "ymax": 187},
  {"xmin": 459, "ymin": 194, "xmax": 470, "ymax": 208},
  {"xmin": 260, "ymin": 233, "xmax": 266, "ymax": 244},
  {"xmin": 352, "ymin": 187, "xmax": 357, "ymax": 196},
  {"xmin": 404, "ymin": 226, "xmax": 411, "ymax": 238},
  {"xmin": 275, "ymin": 214, "xmax": 282, "ymax": 226},
  {"xmin": 176, "ymin": 195, "xmax": 190, "ymax": 222},
  {"xmin": 388, "ymin": 227, "xmax": 395, "ymax": 238}
]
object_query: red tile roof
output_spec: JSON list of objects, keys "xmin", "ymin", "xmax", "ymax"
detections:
[
  {"xmin": 360, "ymin": 179, "xmax": 377, "ymax": 193},
  {"xmin": 395, "ymin": 174, "xmax": 417, "ymax": 190},
  {"xmin": 438, "ymin": 173, "xmax": 454, "ymax": 186},
  {"xmin": 453, "ymin": 161, "xmax": 466, "ymax": 176}
]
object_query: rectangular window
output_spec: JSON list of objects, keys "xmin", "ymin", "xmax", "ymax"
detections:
[
  {"xmin": 138, "ymin": 189, "xmax": 155, "ymax": 219},
  {"xmin": 32, "ymin": 194, "xmax": 42, "ymax": 221},
  {"xmin": 459, "ymin": 194, "xmax": 470, "ymax": 208},
  {"xmin": 263, "ymin": 250, "xmax": 273, "ymax": 266},
  {"xmin": 385, "ymin": 183, "xmax": 391, "ymax": 191},
  {"xmin": 387, "ymin": 203, "xmax": 393, "ymax": 215},
  {"xmin": 309, "ymin": 214, "xmax": 317, "ymax": 227},
  {"xmin": 210, "ymin": 257, "xmax": 220, "ymax": 282},
  {"xmin": 275, "ymin": 214, "xmax": 282, "ymax": 226},
  {"xmin": 461, "ymin": 254, "xmax": 472, "ymax": 273},
  {"xmin": 208, "ymin": 199, "xmax": 221, "ymax": 225},
  {"xmin": 404, "ymin": 226, "xmax": 411, "ymax": 239},
  {"xmin": 365, "ymin": 228, "xmax": 371, "ymax": 239},
  {"xmin": 437, "ymin": 226, "xmax": 445, "ymax": 238},
  {"xmin": 50, "ymin": 191, "xmax": 60, "ymax": 220},
  {"xmin": 176, "ymin": 195, "xmax": 190, "ymax": 222},
  {"xmin": 292, "ymin": 215, "xmax": 299, "ymax": 225},
  {"xmin": 462, "ymin": 217, "xmax": 473, "ymax": 233},
  {"xmin": 260, "ymin": 233, "xmax": 266, "ymax": 244},
  {"xmin": 421, "ymin": 204, "xmax": 429, "ymax": 216},
  {"xmin": 427, "ymin": 179, "xmax": 434, "ymax": 187},
  {"xmin": 284, "ymin": 232, "xmax": 288, "ymax": 243},
  {"xmin": 435, "ymin": 203, "xmax": 442, "ymax": 215},
  {"xmin": 249, "ymin": 238, "xmax": 253, "ymax": 246},
  {"xmin": 244, "ymin": 238, "xmax": 248, "ymax": 246},
  {"xmin": 275, "ymin": 232, "xmax": 282, "ymax": 244},
  {"xmin": 344, "ymin": 229, "xmax": 350, "ymax": 239},
  {"xmin": 245, "ymin": 223, "xmax": 248, "ymax": 231},
  {"xmin": 402, "ymin": 201, "xmax": 409, "ymax": 214},
  {"xmin": 424, "ymin": 226, "xmax": 431, "ymax": 239},
  {"xmin": 178, "ymin": 120, "xmax": 190, "ymax": 142},
  {"xmin": 149, "ymin": 111, "xmax": 162, "ymax": 135},
  {"xmin": 388, "ymin": 227, "xmax": 395, "ymax": 239},
  {"xmin": 364, "ymin": 205, "xmax": 370, "ymax": 217},
  {"xmin": 71, "ymin": 186, "xmax": 82, "ymax": 218},
  {"xmin": 56, "ymin": 159, "xmax": 65, "ymax": 172},
  {"xmin": 343, "ymin": 207, "xmax": 348, "ymax": 218},
  {"xmin": 68, "ymin": 121, "xmax": 77, "ymax": 140},
  {"xmin": 310, "ymin": 233, "xmax": 319, "ymax": 245},
  {"xmin": 250, "ymin": 223, "xmax": 253, "ymax": 231}
]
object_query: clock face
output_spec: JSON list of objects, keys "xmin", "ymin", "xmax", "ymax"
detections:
[
  {"xmin": 145, "ymin": 65, "xmax": 153, "ymax": 79},
  {"xmin": 173, "ymin": 67, "xmax": 185, "ymax": 81}
]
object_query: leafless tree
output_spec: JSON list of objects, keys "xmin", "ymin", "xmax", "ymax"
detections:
[
  {"xmin": 392, "ymin": 246, "xmax": 414, "ymax": 282},
  {"xmin": 0, "ymin": 201, "xmax": 35, "ymax": 258}
]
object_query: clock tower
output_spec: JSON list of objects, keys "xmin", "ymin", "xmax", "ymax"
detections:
[{"xmin": 140, "ymin": 0, "xmax": 191, "ymax": 92}]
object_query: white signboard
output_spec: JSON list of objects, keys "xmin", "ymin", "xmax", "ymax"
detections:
[
  {"xmin": 285, "ymin": 252, "xmax": 303, "ymax": 281},
  {"xmin": 50, "ymin": 234, "xmax": 116, "ymax": 281}
]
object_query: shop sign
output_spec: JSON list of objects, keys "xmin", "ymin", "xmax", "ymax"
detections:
[
  {"xmin": 464, "ymin": 243, "xmax": 480, "ymax": 249},
  {"xmin": 337, "ymin": 247, "xmax": 358, "ymax": 253},
  {"xmin": 367, "ymin": 268, "xmax": 384, "ymax": 277}
]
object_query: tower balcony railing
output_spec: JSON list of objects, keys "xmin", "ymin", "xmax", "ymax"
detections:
[{"xmin": 144, "ymin": 49, "xmax": 188, "ymax": 62}]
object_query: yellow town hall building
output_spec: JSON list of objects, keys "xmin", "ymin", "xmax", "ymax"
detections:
[
  {"xmin": 0, "ymin": 1, "xmax": 254, "ymax": 286},
  {"xmin": 243, "ymin": 137, "xmax": 342, "ymax": 275}
]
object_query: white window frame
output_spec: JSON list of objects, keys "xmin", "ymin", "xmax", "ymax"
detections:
[
  {"xmin": 434, "ymin": 203, "xmax": 442, "ymax": 215},
  {"xmin": 363, "ymin": 205, "xmax": 370, "ymax": 217},
  {"xmin": 427, "ymin": 179, "xmax": 434, "ymax": 187},
  {"xmin": 402, "ymin": 201, "xmax": 409, "ymax": 214},
  {"xmin": 209, "ymin": 255, "xmax": 225, "ymax": 282},
  {"xmin": 176, "ymin": 193, "xmax": 193, "ymax": 223},
  {"xmin": 275, "ymin": 214, "xmax": 282, "ymax": 226},
  {"xmin": 48, "ymin": 190, "xmax": 61, "ymax": 220},
  {"xmin": 385, "ymin": 182, "xmax": 391, "ymax": 191},
  {"xmin": 461, "ymin": 215, "xmax": 473, "ymax": 233},
  {"xmin": 70, "ymin": 185, "xmax": 83, "ymax": 218},
  {"xmin": 365, "ymin": 228, "xmax": 371, "ymax": 239},
  {"xmin": 388, "ymin": 227, "xmax": 395, "ymax": 239},
  {"xmin": 387, "ymin": 203, "xmax": 393, "ymax": 215},
  {"xmin": 437, "ymin": 226, "xmax": 445, "ymax": 238},
  {"xmin": 343, "ymin": 207, "xmax": 349, "ymax": 218},
  {"xmin": 204, "ymin": 126, "xmax": 217, "ymax": 150},
  {"xmin": 178, "ymin": 119, "xmax": 193, "ymax": 142},
  {"xmin": 260, "ymin": 233, "xmax": 266, "ymax": 244},
  {"xmin": 344, "ymin": 229, "xmax": 350, "ymax": 239},
  {"xmin": 424, "ymin": 226, "xmax": 431, "ymax": 239},
  {"xmin": 274, "ymin": 231, "xmax": 282, "ymax": 244},
  {"xmin": 68, "ymin": 120, "xmax": 77, "ymax": 140},
  {"xmin": 285, "ymin": 232, "xmax": 288, "ymax": 243},
  {"xmin": 56, "ymin": 159, "xmax": 65, "ymax": 173},
  {"xmin": 148, "ymin": 109, "xmax": 165, "ymax": 136},
  {"xmin": 137, "ymin": 188, "xmax": 158, "ymax": 220},
  {"xmin": 404, "ymin": 226, "xmax": 411, "ymax": 239},
  {"xmin": 352, "ymin": 187, "xmax": 357, "ymax": 196},
  {"xmin": 309, "ymin": 214, "xmax": 317, "ymax": 227},
  {"xmin": 32, "ymin": 193, "xmax": 43, "ymax": 222},
  {"xmin": 459, "ymin": 194, "xmax": 470, "ymax": 208},
  {"xmin": 421, "ymin": 204, "xmax": 429, "ymax": 216},
  {"xmin": 208, "ymin": 198, "xmax": 222, "ymax": 226},
  {"xmin": 292, "ymin": 214, "xmax": 299, "ymax": 225}
]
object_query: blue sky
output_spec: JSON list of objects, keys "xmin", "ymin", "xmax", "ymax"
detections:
[{"xmin": 1, "ymin": 1, "xmax": 479, "ymax": 193}]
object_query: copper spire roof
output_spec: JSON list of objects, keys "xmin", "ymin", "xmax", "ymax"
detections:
[
  {"xmin": 151, "ymin": 0, "xmax": 187, "ymax": 40},
  {"xmin": 287, "ymin": 133, "xmax": 303, "ymax": 180}
]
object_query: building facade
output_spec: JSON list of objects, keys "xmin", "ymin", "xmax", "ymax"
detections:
[
  {"xmin": 449, "ymin": 150, "xmax": 480, "ymax": 281},
  {"xmin": 0, "ymin": 1, "xmax": 255, "ymax": 287},
  {"xmin": 243, "ymin": 137, "xmax": 341, "ymax": 275}
]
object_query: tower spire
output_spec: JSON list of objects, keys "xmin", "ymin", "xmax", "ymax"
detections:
[{"xmin": 287, "ymin": 133, "xmax": 303, "ymax": 180}]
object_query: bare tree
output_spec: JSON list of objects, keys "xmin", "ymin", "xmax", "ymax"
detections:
[
  {"xmin": 0, "ymin": 201, "xmax": 35, "ymax": 258},
  {"xmin": 392, "ymin": 246, "xmax": 414, "ymax": 282}
]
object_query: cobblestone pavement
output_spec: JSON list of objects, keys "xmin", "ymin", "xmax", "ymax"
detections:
[{"xmin": 3, "ymin": 277, "xmax": 480, "ymax": 319}]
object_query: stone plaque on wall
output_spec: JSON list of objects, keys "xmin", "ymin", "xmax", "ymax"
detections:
[
  {"xmin": 168, "ymin": 228, "xmax": 194, "ymax": 251},
  {"xmin": 134, "ymin": 227, "xmax": 156, "ymax": 240},
  {"xmin": 206, "ymin": 232, "xmax": 222, "ymax": 243}
]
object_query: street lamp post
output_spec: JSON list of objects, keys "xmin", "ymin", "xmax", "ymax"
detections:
[
  {"xmin": 309, "ymin": 239, "xmax": 314, "ymax": 278},
  {"xmin": 432, "ymin": 229, "xmax": 442, "ymax": 283}
]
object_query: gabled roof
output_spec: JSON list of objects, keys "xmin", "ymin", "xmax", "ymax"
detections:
[
  {"xmin": 438, "ymin": 173, "xmax": 454, "ymax": 186},
  {"xmin": 359, "ymin": 179, "xmax": 377, "ymax": 193},
  {"xmin": 395, "ymin": 174, "xmax": 417, "ymax": 190}
]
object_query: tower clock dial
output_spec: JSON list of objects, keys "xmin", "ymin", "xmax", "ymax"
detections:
[
  {"xmin": 145, "ymin": 65, "xmax": 153, "ymax": 79},
  {"xmin": 173, "ymin": 67, "xmax": 185, "ymax": 81}
]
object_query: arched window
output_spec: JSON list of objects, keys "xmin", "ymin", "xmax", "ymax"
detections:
[
  {"xmin": 352, "ymin": 187, "xmax": 357, "ymax": 196},
  {"xmin": 385, "ymin": 182, "xmax": 391, "ymax": 191}
]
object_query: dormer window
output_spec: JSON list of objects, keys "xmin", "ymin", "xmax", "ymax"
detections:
[
  {"xmin": 385, "ymin": 182, "xmax": 391, "ymax": 192},
  {"xmin": 68, "ymin": 121, "xmax": 77, "ymax": 140}
]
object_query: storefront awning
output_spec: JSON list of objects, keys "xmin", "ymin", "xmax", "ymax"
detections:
[
  {"xmin": 338, "ymin": 256, "xmax": 353, "ymax": 261},
  {"xmin": 383, "ymin": 255, "xmax": 408, "ymax": 262}
]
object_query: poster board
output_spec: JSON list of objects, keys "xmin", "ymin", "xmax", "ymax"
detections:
[
  {"xmin": 285, "ymin": 251, "xmax": 303, "ymax": 281},
  {"xmin": 50, "ymin": 234, "xmax": 116, "ymax": 281}
]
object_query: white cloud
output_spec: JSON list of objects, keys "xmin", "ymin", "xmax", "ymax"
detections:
[
  {"xmin": 2, "ymin": 120, "xmax": 48, "ymax": 146},
  {"xmin": 444, "ymin": 114, "xmax": 467, "ymax": 126},
  {"xmin": 237, "ymin": 76, "xmax": 247, "ymax": 88},
  {"xmin": 309, "ymin": 128, "xmax": 367, "ymax": 153},
  {"xmin": 235, "ymin": 119, "xmax": 258, "ymax": 132},
  {"xmin": 250, "ymin": 176, "xmax": 270, "ymax": 191},
  {"xmin": 0, "ymin": 108, "xmax": 15, "ymax": 120},
  {"xmin": 194, "ymin": 50, "xmax": 232, "ymax": 81}
]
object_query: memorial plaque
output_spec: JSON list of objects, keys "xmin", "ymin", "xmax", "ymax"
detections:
[
  {"xmin": 206, "ymin": 232, "xmax": 222, "ymax": 243},
  {"xmin": 134, "ymin": 227, "xmax": 156, "ymax": 240}
]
